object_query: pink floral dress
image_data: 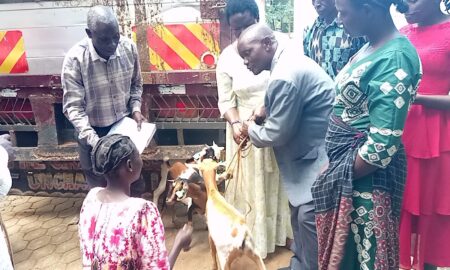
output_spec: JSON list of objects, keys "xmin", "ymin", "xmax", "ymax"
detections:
[{"xmin": 79, "ymin": 187, "xmax": 170, "ymax": 269}]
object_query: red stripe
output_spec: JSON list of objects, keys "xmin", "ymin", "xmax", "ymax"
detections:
[
  {"xmin": 0, "ymin": 31, "xmax": 23, "ymax": 66},
  {"xmin": 10, "ymin": 52, "xmax": 28, "ymax": 73},
  {"xmin": 199, "ymin": 23, "xmax": 220, "ymax": 39},
  {"xmin": 165, "ymin": 24, "xmax": 209, "ymax": 58},
  {"xmin": 147, "ymin": 27, "xmax": 191, "ymax": 70},
  {"xmin": 149, "ymin": 63, "xmax": 158, "ymax": 71}
]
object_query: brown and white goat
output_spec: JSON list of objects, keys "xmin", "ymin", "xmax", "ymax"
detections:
[
  {"xmin": 199, "ymin": 155, "xmax": 265, "ymax": 270},
  {"xmin": 165, "ymin": 161, "xmax": 207, "ymax": 225}
]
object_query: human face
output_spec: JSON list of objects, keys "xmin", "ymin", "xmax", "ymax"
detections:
[
  {"xmin": 335, "ymin": 0, "xmax": 367, "ymax": 37},
  {"xmin": 404, "ymin": 0, "xmax": 439, "ymax": 24},
  {"xmin": 238, "ymin": 38, "xmax": 271, "ymax": 75},
  {"xmin": 86, "ymin": 21, "xmax": 120, "ymax": 59},
  {"xmin": 229, "ymin": 11, "xmax": 258, "ymax": 39},
  {"xmin": 313, "ymin": 0, "xmax": 337, "ymax": 19}
]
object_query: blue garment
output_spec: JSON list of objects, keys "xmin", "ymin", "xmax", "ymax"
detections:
[
  {"xmin": 248, "ymin": 43, "xmax": 335, "ymax": 207},
  {"xmin": 303, "ymin": 18, "xmax": 366, "ymax": 79}
]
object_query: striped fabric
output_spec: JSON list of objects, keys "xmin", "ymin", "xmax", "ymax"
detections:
[{"xmin": 62, "ymin": 37, "xmax": 143, "ymax": 146}]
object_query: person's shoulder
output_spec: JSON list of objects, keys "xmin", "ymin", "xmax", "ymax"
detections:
[
  {"xmin": 219, "ymin": 42, "xmax": 238, "ymax": 59},
  {"xmin": 128, "ymin": 197, "xmax": 160, "ymax": 214},
  {"xmin": 85, "ymin": 187, "xmax": 102, "ymax": 199},
  {"xmin": 65, "ymin": 38, "xmax": 90, "ymax": 60},
  {"xmin": 280, "ymin": 45, "xmax": 322, "ymax": 70},
  {"xmin": 385, "ymin": 37, "xmax": 420, "ymax": 64},
  {"xmin": 118, "ymin": 36, "xmax": 137, "ymax": 53},
  {"xmin": 217, "ymin": 42, "xmax": 240, "ymax": 70}
]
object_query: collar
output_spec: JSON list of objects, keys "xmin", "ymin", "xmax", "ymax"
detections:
[
  {"xmin": 316, "ymin": 17, "xmax": 343, "ymax": 29},
  {"xmin": 270, "ymin": 42, "xmax": 284, "ymax": 72},
  {"xmin": 88, "ymin": 38, "xmax": 121, "ymax": 62}
]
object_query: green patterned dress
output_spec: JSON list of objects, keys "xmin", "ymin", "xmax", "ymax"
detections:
[{"xmin": 332, "ymin": 36, "xmax": 422, "ymax": 270}]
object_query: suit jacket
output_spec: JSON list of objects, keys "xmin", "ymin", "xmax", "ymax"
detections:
[{"xmin": 248, "ymin": 43, "xmax": 335, "ymax": 206}]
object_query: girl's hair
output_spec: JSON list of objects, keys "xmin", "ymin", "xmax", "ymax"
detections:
[
  {"xmin": 351, "ymin": 0, "xmax": 409, "ymax": 13},
  {"xmin": 91, "ymin": 134, "xmax": 135, "ymax": 175},
  {"xmin": 225, "ymin": 0, "xmax": 259, "ymax": 24}
]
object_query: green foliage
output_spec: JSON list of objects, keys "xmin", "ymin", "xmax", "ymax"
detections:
[{"xmin": 265, "ymin": 0, "xmax": 294, "ymax": 33}]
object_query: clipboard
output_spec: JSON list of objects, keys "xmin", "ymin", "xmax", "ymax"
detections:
[{"xmin": 107, "ymin": 117, "xmax": 156, "ymax": 154}]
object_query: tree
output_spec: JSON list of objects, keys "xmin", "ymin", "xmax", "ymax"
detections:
[{"xmin": 265, "ymin": 0, "xmax": 294, "ymax": 33}]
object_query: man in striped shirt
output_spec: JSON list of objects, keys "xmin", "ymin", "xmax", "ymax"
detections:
[
  {"xmin": 62, "ymin": 5, "xmax": 145, "ymax": 188},
  {"xmin": 303, "ymin": 0, "xmax": 366, "ymax": 79}
]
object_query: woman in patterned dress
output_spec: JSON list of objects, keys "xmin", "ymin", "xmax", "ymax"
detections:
[
  {"xmin": 216, "ymin": 0, "xmax": 292, "ymax": 259},
  {"xmin": 78, "ymin": 134, "xmax": 192, "ymax": 269},
  {"xmin": 399, "ymin": 1, "xmax": 450, "ymax": 269},
  {"xmin": 311, "ymin": 0, "xmax": 422, "ymax": 269}
]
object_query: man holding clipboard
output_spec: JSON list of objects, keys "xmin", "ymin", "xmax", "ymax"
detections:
[{"xmin": 62, "ymin": 6, "xmax": 149, "ymax": 192}]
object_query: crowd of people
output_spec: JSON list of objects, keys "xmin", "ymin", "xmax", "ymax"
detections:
[{"xmin": 0, "ymin": 0, "xmax": 449, "ymax": 269}]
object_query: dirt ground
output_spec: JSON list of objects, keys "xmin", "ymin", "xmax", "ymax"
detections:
[{"xmin": 0, "ymin": 195, "xmax": 292, "ymax": 270}]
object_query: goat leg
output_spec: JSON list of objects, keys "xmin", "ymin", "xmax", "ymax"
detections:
[
  {"xmin": 153, "ymin": 159, "xmax": 169, "ymax": 208},
  {"xmin": 208, "ymin": 234, "xmax": 219, "ymax": 270}
]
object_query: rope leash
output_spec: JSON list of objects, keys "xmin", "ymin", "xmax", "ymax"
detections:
[{"xmin": 224, "ymin": 136, "xmax": 249, "ymax": 193}]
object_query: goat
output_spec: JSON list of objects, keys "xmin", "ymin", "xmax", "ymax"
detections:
[
  {"xmin": 165, "ymin": 143, "xmax": 230, "ymax": 225},
  {"xmin": 166, "ymin": 161, "xmax": 207, "ymax": 225},
  {"xmin": 198, "ymin": 151, "xmax": 265, "ymax": 270}
]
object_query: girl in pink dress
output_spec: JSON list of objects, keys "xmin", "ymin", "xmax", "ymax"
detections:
[
  {"xmin": 400, "ymin": 1, "xmax": 450, "ymax": 269},
  {"xmin": 78, "ymin": 134, "xmax": 192, "ymax": 269}
]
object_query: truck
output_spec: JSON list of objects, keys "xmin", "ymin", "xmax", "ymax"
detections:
[{"xmin": 0, "ymin": 0, "xmax": 236, "ymax": 199}]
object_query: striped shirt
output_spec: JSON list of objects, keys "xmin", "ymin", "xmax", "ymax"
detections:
[
  {"xmin": 62, "ymin": 37, "xmax": 143, "ymax": 146},
  {"xmin": 303, "ymin": 18, "xmax": 366, "ymax": 79}
]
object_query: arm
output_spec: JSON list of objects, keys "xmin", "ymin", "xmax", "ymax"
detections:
[
  {"xmin": 129, "ymin": 42, "xmax": 145, "ymax": 129},
  {"xmin": 248, "ymin": 80, "xmax": 303, "ymax": 148},
  {"xmin": 414, "ymin": 94, "xmax": 450, "ymax": 110},
  {"xmin": 168, "ymin": 224, "xmax": 193, "ymax": 267},
  {"xmin": 136, "ymin": 202, "xmax": 191, "ymax": 269},
  {"xmin": 354, "ymin": 52, "xmax": 420, "ymax": 179},
  {"xmin": 216, "ymin": 55, "xmax": 243, "ymax": 144},
  {"xmin": 62, "ymin": 57, "xmax": 99, "ymax": 147}
]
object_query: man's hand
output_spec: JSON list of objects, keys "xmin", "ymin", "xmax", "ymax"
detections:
[
  {"xmin": 252, "ymin": 106, "xmax": 266, "ymax": 125},
  {"xmin": 0, "ymin": 134, "xmax": 14, "ymax": 160},
  {"xmin": 132, "ymin": 111, "xmax": 147, "ymax": 131}
]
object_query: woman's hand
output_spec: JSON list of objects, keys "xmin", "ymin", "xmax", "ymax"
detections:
[{"xmin": 232, "ymin": 122, "xmax": 243, "ymax": 144}]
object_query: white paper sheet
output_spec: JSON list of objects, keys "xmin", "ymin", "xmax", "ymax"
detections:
[{"xmin": 107, "ymin": 117, "xmax": 156, "ymax": 154}]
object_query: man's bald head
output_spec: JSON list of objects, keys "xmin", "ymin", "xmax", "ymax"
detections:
[
  {"xmin": 87, "ymin": 5, "xmax": 118, "ymax": 32},
  {"xmin": 85, "ymin": 5, "xmax": 120, "ymax": 60},
  {"xmin": 237, "ymin": 23, "xmax": 277, "ymax": 75},
  {"xmin": 238, "ymin": 23, "xmax": 275, "ymax": 46}
]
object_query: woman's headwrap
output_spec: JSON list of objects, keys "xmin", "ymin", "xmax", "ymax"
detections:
[{"xmin": 91, "ymin": 134, "xmax": 134, "ymax": 175}]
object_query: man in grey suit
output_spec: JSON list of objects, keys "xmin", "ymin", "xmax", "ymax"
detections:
[{"xmin": 238, "ymin": 24, "xmax": 334, "ymax": 270}]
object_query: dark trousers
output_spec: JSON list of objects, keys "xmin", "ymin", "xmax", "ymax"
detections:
[
  {"xmin": 289, "ymin": 201, "xmax": 319, "ymax": 270},
  {"xmin": 77, "ymin": 124, "xmax": 145, "ymax": 196}
]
